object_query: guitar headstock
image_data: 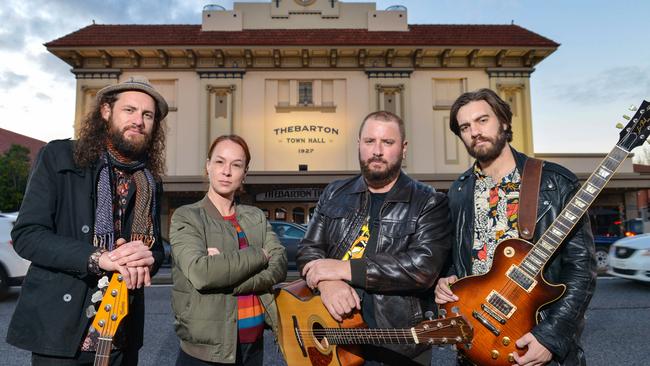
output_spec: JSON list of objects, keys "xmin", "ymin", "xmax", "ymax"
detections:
[
  {"xmin": 618, "ymin": 100, "xmax": 650, "ymax": 151},
  {"xmin": 414, "ymin": 315, "xmax": 474, "ymax": 345},
  {"xmin": 91, "ymin": 273, "xmax": 129, "ymax": 337}
]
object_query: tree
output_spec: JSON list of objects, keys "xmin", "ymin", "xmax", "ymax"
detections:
[{"xmin": 0, "ymin": 144, "xmax": 31, "ymax": 212}]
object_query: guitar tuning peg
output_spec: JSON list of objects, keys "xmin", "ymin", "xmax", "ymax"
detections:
[
  {"xmin": 438, "ymin": 308, "xmax": 447, "ymax": 318},
  {"xmin": 91, "ymin": 290, "xmax": 103, "ymax": 304},
  {"xmin": 451, "ymin": 306, "xmax": 460, "ymax": 316},
  {"xmin": 615, "ymin": 123, "xmax": 624, "ymax": 129},
  {"xmin": 629, "ymin": 105, "xmax": 638, "ymax": 111},
  {"xmin": 623, "ymin": 115, "xmax": 631, "ymax": 120},
  {"xmin": 85, "ymin": 305, "xmax": 97, "ymax": 319},
  {"xmin": 424, "ymin": 311, "xmax": 434, "ymax": 321},
  {"xmin": 98, "ymin": 276, "xmax": 109, "ymax": 289}
]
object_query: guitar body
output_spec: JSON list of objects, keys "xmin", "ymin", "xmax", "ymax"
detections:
[
  {"xmin": 441, "ymin": 238, "xmax": 565, "ymax": 366},
  {"xmin": 275, "ymin": 280, "xmax": 365, "ymax": 366}
]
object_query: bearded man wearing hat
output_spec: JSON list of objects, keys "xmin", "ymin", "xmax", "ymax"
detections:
[{"xmin": 7, "ymin": 76, "xmax": 169, "ymax": 365}]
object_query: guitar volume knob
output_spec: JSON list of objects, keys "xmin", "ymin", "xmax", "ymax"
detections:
[{"xmin": 491, "ymin": 350, "xmax": 499, "ymax": 359}]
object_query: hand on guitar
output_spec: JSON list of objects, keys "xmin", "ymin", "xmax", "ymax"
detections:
[
  {"xmin": 99, "ymin": 238, "xmax": 154, "ymax": 289},
  {"xmin": 434, "ymin": 275, "xmax": 459, "ymax": 304},
  {"xmin": 512, "ymin": 333, "xmax": 552, "ymax": 366},
  {"xmin": 317, "ymin": 280, "xmax": 360, "ymax": 322},
  {"xmin": 302, "ymin": 258, "xmax": 351, "ymax": 289}
]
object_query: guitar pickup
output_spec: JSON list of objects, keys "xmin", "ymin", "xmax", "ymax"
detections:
[
  {"xmin": 481, "ymin": 304, "xmax": 506, "ymax": 325},
  {"xmin": 472, "ymin": 310, "xmax": 500, "ymax": 336}
]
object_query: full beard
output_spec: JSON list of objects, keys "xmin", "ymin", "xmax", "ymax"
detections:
[
  {"xmin": 466, "ymin": 126, "xmax": 508, "ymax": 164},
  {"xmin": 359, "ymin": 154, "xmax": 402, "ymax": 189},
  {"xmin": 108, "ymin": 121, "xmax": 151, "ymax": 161}
]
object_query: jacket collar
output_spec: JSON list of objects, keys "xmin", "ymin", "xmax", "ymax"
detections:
[
  {"xmin": 202, "ymin": 195, "xmax": 226, "ymax": 222},
  {"xmin": 55, "ymin": 140, "xmax": 114, "ymax": 179},
  {"xmin": 201, "ymin": 194, "xmax": 255, "ymax": 222},
  {"xmin": 510, "ymin": 146, "xmax": 528, "ymax": 174},
  {"xmin": 349, "ymin": 171, "xmax": 412, "ymax": 203}
]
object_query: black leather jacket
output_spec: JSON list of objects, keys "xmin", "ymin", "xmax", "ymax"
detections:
[
  {"xmin": 447, "ymin": 148, "xmax": 597, "ymax": 366},
  {"xmin": 297, "ymin": 172, "xmax": 452, "ymax": 358}
]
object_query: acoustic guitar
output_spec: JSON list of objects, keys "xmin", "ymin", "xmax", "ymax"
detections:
[
  {"xmin": 441, "ymin": 100, "xmax": 650, "ymax": 365},
  {"xmin": 91, "ymin": 273, "xmax": 129, "ymax": 366},
  {"xmin": 276, "ymin": 279, "xmax": 473, "ymax": 366}
]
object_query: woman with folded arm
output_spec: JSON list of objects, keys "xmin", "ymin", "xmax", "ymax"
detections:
[{"xmin": 170, "ymin": 135, "xmax": 287, "ymax": 366}]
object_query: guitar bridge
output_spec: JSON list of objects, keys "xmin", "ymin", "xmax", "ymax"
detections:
[
  {"xmin": 481, "ymin": 304, "xmax": 506, "ymax": 325},
  {"xmin": 472, "ymin": 311, "xmax": 500, "ymax": 336},
  {"xmin": 292, "ymin": 316, "xmax": 307, "ymax": 357}
]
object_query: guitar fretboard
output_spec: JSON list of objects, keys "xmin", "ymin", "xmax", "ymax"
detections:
[
  {"xmin": 519, "ymin": 145, "xmax": 629, "ymax": 276},
  {"xmin": 94, "ymin": 337, "xmax": 113, "ymax": 366},
  {"xmin": 299, "ymin": 326, "xmax": 463, "ymax": 345}
]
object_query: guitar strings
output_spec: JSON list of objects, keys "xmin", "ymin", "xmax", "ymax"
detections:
[{"xmin": 485, "ymin": 150, "xmax": 624, "ymax": 323}]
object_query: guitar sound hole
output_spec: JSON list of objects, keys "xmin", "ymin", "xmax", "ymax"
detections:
[{"xmin": 312, "ymin": 323, "xmax": 329, "ymax": 348}]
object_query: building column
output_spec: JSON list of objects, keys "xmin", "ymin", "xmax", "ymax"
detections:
[{"xmin": 487, "ymin": 68, "xmax": 535, "ymax": 155}]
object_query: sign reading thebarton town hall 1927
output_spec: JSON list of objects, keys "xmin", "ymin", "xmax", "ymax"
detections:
[{"xmin": 273, "ymin": 124, "xmax": 340, "ymax": 154}]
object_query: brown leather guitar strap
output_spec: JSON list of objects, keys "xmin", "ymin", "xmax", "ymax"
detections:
[{"xmin": 518, "ymin": 157, "xmax": 543, "ymax": 240}]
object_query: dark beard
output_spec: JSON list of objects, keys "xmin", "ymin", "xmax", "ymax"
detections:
[
  {"xmin": 465, "ymin": 125, "xmax": 508, "ymax": 163},
  {"xmin": 107, "ymin": 119, "xmax": 151, "ymax": 161},
  {"xmin": 359, "ymin": 154, "xmax": 402, "ymax": 189}
]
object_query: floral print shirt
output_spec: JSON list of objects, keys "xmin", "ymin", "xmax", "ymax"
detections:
[{"xmin": 471, "ymin": 164, "xmax": 521, "ymax": 275}]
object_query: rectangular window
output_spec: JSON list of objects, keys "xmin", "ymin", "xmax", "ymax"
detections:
[
  {"xmin": 298, "ymin": 81, "xmax": 313, "ymax": 105},
  {"xmin": 433, "ymin": 79, "xmax": 465, "ymax": 109}
]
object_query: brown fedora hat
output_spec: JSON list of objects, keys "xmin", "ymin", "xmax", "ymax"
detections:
[{"xmin": 96, "ymin": 76, "xmax": 169, "ymax": 119}]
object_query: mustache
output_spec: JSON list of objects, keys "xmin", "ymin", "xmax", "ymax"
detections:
[
  {"xmin": 366, "ymin": 156, "xmax": 387, "ymax": 164},
  {"xmin": 471, "ymin": 135, "xmax": 493, "ymax": 147},
  {"xmin": 123, "ymin": 125, "xmax": 144, "ymax": 133}
]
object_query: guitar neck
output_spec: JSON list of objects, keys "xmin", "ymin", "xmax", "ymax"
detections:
[
  {"xmin": 521, "ymin": 145, "xmax": 629, "ymax": 276},
  {"xmin": 315, "ymin": 327, "xmax": 460, "ymax": 345},
  {"xmin": 94, "ymin": 337, "xmax": 113, "ymax": 366}
]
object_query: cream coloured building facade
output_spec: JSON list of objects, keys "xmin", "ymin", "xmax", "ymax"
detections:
[{"xmin": 45, "ymin": 0, "xmax": 648, "ymax": 234}]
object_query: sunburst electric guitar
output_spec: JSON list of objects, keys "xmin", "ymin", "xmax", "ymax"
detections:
[
  {"xmin": 276, "ymin": 279, "xmax": 473, "ymax": 366},
  {"xmin": 91, "ymin": 273, "xmax": 129, "ymax": 366},
  {"xmin": 441, "ymin": 100, "xmax": 650, "ymax": 365}
]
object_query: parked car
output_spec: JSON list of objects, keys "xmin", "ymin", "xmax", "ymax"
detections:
[
  {"xmin": 592, "ymin": 219, "xmax": 646, "ymax": 273},
  {"xmin": 594, "ymin": 235, "xmax": 618, "ymax": 273},
  {"xmin": 0, "ymin": 212, "xmax": 31, "ymax": 298},
  {"xmin": 270, "ymin": 221, "xmax": 307, "ymax": 271},
  {"xmin": 607, "ymin": 233, "xmax": 650, "ymax": 282}
]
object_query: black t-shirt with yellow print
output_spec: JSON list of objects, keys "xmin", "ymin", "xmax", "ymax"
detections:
[{"xmin": 342, "ymin": 191, "xmax": 387, "ymax": 328}]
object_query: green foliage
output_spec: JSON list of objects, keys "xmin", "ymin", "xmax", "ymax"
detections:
[{"xmin": 0, "ymin": 144, "xmax": 31, "ymax": 212}]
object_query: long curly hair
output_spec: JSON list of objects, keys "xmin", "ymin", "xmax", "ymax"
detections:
[{"xmin": 74, "ymin": 92, "xmax": 167, "ymax": 178}]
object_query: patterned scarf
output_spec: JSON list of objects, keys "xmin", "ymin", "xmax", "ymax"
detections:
[{"xmin": 93, "ymin": 147, "xmax": 157, "ymax": 250}]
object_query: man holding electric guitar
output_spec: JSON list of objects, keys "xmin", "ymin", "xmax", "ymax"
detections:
[
  {"xmin": 297, "ymin": 111, "xmax": 453, "ymax": 365},
  {"xmin": 435, "ymin": 88, "xmax": 597, "ymax": 366},
  {"xmin": 6, "ymin": 76, "xmax": 168, "ymax": 365}
]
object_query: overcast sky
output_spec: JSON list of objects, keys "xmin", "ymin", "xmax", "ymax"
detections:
[{"xmin": 0, "ymin": 0, "xmax": 649, "ymax": 153}]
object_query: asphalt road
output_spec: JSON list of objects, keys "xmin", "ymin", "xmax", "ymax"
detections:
[{"xmin": 1, "ymin": 276, "xmax": 649, "ymax": 365}]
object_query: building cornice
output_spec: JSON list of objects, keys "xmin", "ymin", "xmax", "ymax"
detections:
[
  {"xmin": 71, "ymin": 68, "xmax": 121, "ymax": 79},
  {"xmin": 486, "ymin": 67, "xmax": 535, "ymax": 78},
  {"xmin": 196, "ymin": 68, "xmax": 246, "ymax": 78}
]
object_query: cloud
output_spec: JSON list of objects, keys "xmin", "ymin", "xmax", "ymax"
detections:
[
  {"xmin": 35, "ymin": 52, "xmax": 73, "ymax": 83},
  {"xmin": 35, "ymin": 92, "xmax": 51, "ymax": 102},
  {"xmin": 0, "ymin": 6, "xmax": 27, "ymax": 51},
  {"xmin": 0, "ymin": 71, "xmax": 28, "ymax": 90},
  {"xmin": 550, "ymin": 66, "xmax": 650, "ymax": 105}
]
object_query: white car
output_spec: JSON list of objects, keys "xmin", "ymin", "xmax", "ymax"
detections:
[
  {"xmin": 607, "ymin": 233, "xmax": 650, "ymax": 282},
  {"xmin": 0, "ymin": 212, "xmax": 31, "ymax": 298}
]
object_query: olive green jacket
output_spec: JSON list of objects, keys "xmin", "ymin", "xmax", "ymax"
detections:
[{"xmin": 170, "ymin": 195, "xmax": 287, "ymax": 363}]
